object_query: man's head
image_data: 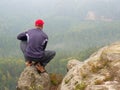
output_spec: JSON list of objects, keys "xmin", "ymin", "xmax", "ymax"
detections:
[{"xmin": 35, "ymin": 19, "xmax": 44, "ymax": 29}]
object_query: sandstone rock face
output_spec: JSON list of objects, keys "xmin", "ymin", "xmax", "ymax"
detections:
[
  {"xmin": 60, "ymin": 42, "xmax": 120, "ymax": 90},
  {"xmin": 67, "ymin": 59, "xmax": 84, "ymax": 71},
  {"xmin": 17, "ymin": 66, "xmax": 50, "ymax": 90}
]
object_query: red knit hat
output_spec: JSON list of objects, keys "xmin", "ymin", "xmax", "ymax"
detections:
[{"xmin": 35, "ymin": 19, "xmax": 44, "ymax": 26}]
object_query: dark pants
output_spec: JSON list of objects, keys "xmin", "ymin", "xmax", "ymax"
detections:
[{"xmin": 20, "ymin": 41, "xmax": 56, "ymax": 67}]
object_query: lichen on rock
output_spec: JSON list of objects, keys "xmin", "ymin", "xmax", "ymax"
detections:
[{"xmin": 60, "ymin": 42, "xmax": 120, "ymax": 90}]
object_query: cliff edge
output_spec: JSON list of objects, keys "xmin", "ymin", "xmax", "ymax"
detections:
[{"xmin": 61, "ymin": 42, "xmax": 120, "ymax": 90}]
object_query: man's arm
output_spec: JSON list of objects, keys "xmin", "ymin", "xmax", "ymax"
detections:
[
  {"xmin": 17, "ymin": 32, "xmax": 27, "ymax": 41},
  {"xmin": 42, "ymin": 39, "xmax": 48, "ymax": 50}
]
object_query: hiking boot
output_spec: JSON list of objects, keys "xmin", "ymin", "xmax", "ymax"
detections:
[
  {"xmin": 25, "ymin": 61, "xmax": 32, "ymax": 66},
  {"xmin": 35, "ymin": 63, "xmax": 46, "ymax": 73}
]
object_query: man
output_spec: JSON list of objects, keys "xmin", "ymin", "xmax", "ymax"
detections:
[{"xmin": 17, "ymin": 19, "xmax": 56, "ymax": 73}]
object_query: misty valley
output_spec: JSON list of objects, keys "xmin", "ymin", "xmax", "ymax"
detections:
[{"xmin": 0, "ymin": 0, "xmax": 120, "ymax": 89}]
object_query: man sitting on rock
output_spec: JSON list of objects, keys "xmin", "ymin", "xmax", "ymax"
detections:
[{"xmin": 17, "ymin": 19, "xmax": 56, "ymax": 73}]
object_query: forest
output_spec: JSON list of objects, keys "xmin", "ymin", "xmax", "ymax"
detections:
[
  {"xmin": 0, "ymin": 0, "xmax": 120, "ymax": 90},
  {"xmin": 0, "ymin": 21, "xmax": 120, "ymax": 90}
]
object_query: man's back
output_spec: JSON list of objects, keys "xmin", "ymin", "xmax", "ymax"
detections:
[{"xmin": 25, "ymin": 28, "xmax": 48, "ymax": 58}]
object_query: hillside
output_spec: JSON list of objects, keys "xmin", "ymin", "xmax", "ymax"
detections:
[
  {"xmin": 0, "ymin": 0, "xmax": 120, "ymax": 90},
  {"xmin": 0, "ymin": 0, "xmax": 120, "ymax": 58},
  {"xmin": 0, "ymin": 21, "xmax": 120, "ymax": 57}
]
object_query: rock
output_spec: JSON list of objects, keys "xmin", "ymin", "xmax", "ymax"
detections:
[
  {"xmin": 17, "ymin": 66, "xmax": 50, "ymax": 90},
  {"xmin": 67, "ymin": 59, "xmax": 83, "ymax": 71},
  {"xmin": 60, "ymin": 42, "xmax": 120, "ymax": 90},
  {"xmin": 86, "ymin": 85, "xmax": 120, "ymax": 90}
]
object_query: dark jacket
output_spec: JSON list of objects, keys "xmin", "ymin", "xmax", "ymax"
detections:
[{"xmin": 17, "ymin": 28, "xmax": 48, "ymax": 58}]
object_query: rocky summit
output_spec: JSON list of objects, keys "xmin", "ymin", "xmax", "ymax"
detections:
[
  {"xmin": 17, "ymin": 42, "xmax": 120, "ymax": 90},
  {"xmin": 60, "ymin": 42, "xmax": 120, "ymax": 90},
  {"xmin": 17, "ymin": 66, "xmax": 50, "ymax": 90}
]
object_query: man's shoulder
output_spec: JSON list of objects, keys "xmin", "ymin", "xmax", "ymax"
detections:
[
  {"xmin": 42, "ymin": 31, "xmax": 48, "ymax": 38},
  {"xmin": 28, "ymin": 28, "xmax": 36, "ymax": 31},
  {"xmin": 27, "ymin": 28, "xmax": 36, "ymax": 33}
]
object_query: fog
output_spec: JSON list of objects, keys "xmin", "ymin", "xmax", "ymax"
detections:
[
  {"xmin": 0, "ymin": 0, "xmax": 120, "ymax": 68},
  {"xmin": 0, "ymin": 0, "xmax": 120, "ymax": 20},
  {"xmin": 0, "ymin": 0, "xmax": 120, "ymax": 38}
]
